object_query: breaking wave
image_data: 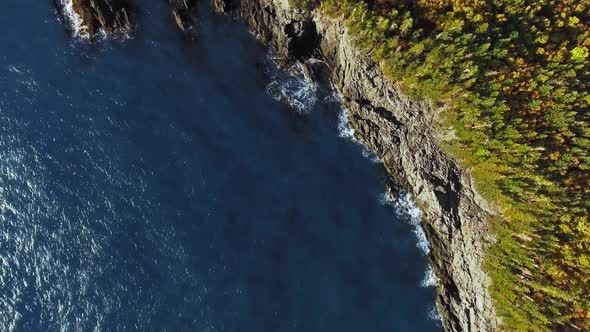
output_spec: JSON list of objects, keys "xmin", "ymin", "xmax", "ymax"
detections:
[
  {"xmin": 60, "ymin": 0, "xmax": 87, "ymax": 39},
  {"xmin": 57, "ymin": 1, "xmax": 126, "ymax": 41},
  {"xmin": 380, "ymin": 189, "xmax": 441, "ymax": 321},
  {"xmin": 337, "ymin": 102, "xmax": 356, "ymax": 140},
  {"xmin": 265, "ymin": 60, "xmax": 318, "ymax": 114},
  {"xmin": 428, "ymin": 305, "xmax": 443, "ymax": 324},
  {"xmin": 380, "ymin": 191, "xmax": 431, "ymax": 255},
  {"xmin": 335, "ymin": 99, "xmax": 381, "ymax": 163},
  {"xmin": 420, "ymin": 265, "xmax": 439, "ymax": 288},
  {"xmin": 380, "ymin": 190, "xmax": 441, "ymax": 323}
]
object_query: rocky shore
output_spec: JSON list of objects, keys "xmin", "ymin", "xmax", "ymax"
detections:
[
  {"xmin": 64, "ymin": 0, "xmax": 133, "ymax": 38},
  {"xmin": 58, "ymin": 0, "xmax": 500, "ymax": 330},
  {"xmin": 211, "ymin": 0, "xmax": 499, "ymax": 331}
]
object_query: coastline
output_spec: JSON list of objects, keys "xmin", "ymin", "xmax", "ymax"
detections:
[
  {"xmin": 55, "ymin": 0, "xmax": 501, "ymax": 329},
  {"xmin": 211, "ymin": 0, "xmax": 499, "ymax": 330}
]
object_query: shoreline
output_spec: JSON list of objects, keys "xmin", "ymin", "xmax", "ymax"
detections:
[
  {"xmin": 211, "ymin": 0, "xmax": 499, "ymax": 330},
  {"xmin": 56, "ymin": 0, "xmax": 500, "ymax": 329}
]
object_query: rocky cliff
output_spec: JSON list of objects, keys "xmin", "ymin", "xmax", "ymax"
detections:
[{"xmin": 211, "ymin": 0, "xmax": 500, "ymax": 330}]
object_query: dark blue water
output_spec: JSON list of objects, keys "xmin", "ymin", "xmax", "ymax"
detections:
[{"xmin": 0, "ymin": 2, "xmax": 439, "ymax": 331}]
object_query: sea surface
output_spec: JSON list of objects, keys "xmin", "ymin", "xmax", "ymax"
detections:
[{"xmin": 0, "ymin": 1, "xmax": 439, "ymax": 331}]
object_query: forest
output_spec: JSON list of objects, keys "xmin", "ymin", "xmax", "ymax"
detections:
[{"xmin": 292, "ymin": 0, "xmax": 590, "ymax": 330}]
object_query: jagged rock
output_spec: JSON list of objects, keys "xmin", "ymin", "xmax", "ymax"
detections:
[
  {"xmin": 67, "ymin": 0, "xmax": 133, "ymax": 38},
  {"xmin": 213, "ymin": 0, "xmax": 500, "ymax": 331},
  {"xmin": 168, "ymin": 0, "xmax": 198, "ymax": 31},
  {"xmin": 211, "ymin": 0, "xmax": 238, "ymax": 14}
]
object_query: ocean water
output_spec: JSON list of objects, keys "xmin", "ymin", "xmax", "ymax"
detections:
[{"xmin": 0, "ymin": 1, "xmax": 439, "ymax": 331}]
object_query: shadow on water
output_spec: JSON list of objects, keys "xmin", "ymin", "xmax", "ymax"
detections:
[{"xmin": 0, "ymin": 1, "xmax": 440, "ymax": 331}]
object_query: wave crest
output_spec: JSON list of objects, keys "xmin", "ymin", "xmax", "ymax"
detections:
[{"xmin": 420, "ymin": 266, "xmax": 439, "ymax": 288}]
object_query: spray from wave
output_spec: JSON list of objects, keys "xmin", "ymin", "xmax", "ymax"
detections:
[
  {"xmin": 380, "ymin": 191, "xmax": 430, "ymax": 255},
  {"xmin": 420, "ymin": 265, "xmax": 439, "ymax": 288},
  {"xmin": 428, "ymin": 305, "xmax": 443, "ymax": 324},
  {"xmin": 58, "ymin": 1, "xmax": 114, "ymax": 41},
  {"xmin": 380, "ymin": 190, "xmax": 442, "ymax": 322},
  {"xmin": 60, "ymin": 0, "xmax": 87, "ymax": 39},
  {"xmin": 334, "ymin": 97, "xmax": 381, "ymax": 163},
  {"xmin": 337, "ymin": 102, "xmax": 355, "ymax": 140},
  {"xmin": 265, "ymin": 60, "xmax": 318, "ymax": 114}
]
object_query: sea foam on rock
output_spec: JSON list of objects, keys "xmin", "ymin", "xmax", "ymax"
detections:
[
  {"xmin": 265, "ymin": 59, "xmax": 318, "ymax": 114},
  {"xmin": 60, "ymin": 0, "xmax": 133, "ymax": 39}
]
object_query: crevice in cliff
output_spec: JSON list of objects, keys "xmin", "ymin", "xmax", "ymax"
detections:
[
  {"xmin": 284, "ymin": 19, "xmax": 321, "ymax": 60},
  {"xmin": 355, "ymin": 99, "xmax": 403, "ymax": 128}
]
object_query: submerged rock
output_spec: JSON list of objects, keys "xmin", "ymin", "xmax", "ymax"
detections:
[
  {"xmin": 168, "ymin": 0, "xmax": 198, "ymax": 31},
  {"xmin": 64, "ymin": 0, "xmax": 133, "ymax": 38}
]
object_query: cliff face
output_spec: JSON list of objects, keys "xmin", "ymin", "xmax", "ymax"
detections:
[{"xmin": 212, "ymin": 0, "xmax": 499, "ymax": 331}]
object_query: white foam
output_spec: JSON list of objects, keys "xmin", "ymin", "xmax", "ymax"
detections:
[
  {"xmin": 361, "ymin": 149, "xmax": 381, "ymax": 163},
  {"xmin": 382, "ymin": 191, "xmax": 431, "ymax": 255},
  {"xmin": 420, "ymin": 265, "xmax": 439, "ymax": 288},
  {"xmin": 265, "ymin": 62, "xmax": 318, "ymax": 114},
  {"xmin": 428, "ymin": 304, "xmax": 443, "ymax": 323},
  {"xmin": 98, "ymin": 28, "xmax": 108, "ymax": 41},
  {"xmin": 337, "ymin": 104, "xmax": 355, "ymax": 139},
  {"xmin": 336, "ymin": 101, "xmax": 381, "ymax": 163},
  {"xmin": 380, "ymin": 191, "xmax": 441, "ymax": 324},
  {"xmin": 378, "ymin": 190, "xmax": 394, "ymax": 206},
  {"xmin": 7, "ymin": 65, "xmax": 21, "ymax": 74},
  {"xmin": 60, "ymin": 0, "xmax": 87, "ymax": 39}
]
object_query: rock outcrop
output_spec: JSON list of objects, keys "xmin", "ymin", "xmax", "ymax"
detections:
[
  {"xmin": 65, "ymin": 0, "xmax": 133, "ymax": 38},
  {"xmin": 213, "ymin": 0, "xmax": 500, "ymax": 331},
  {"xmin": 168, "ymin": 0, "xmax": 199, "ymax": 31}
]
